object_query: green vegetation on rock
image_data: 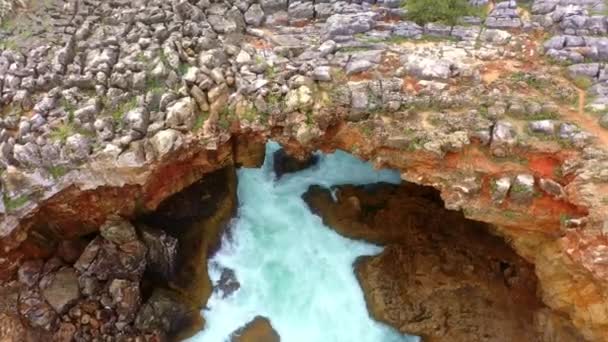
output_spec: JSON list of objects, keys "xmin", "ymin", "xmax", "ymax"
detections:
[
  {"xmin": 3, "ymin": 193, "xmax": 29, "ymax": 212},
  {"xmin": 404, "ymin": 0, "xmax": 480, "ymax": 26}
]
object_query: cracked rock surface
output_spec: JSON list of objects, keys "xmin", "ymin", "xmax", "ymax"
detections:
[{"xmin": 2, "ymin": 0, "xmax": 608, "ymax": 341}]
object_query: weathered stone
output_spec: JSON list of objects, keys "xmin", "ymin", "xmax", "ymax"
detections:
[
  {"xmin": 108, "ymin": 279, "xmax": 141, "ymax": 322},
  {"xmin": 135, "ymin": 289, "xmax": 199, "ymax": 335},
  {"xmin": 18, "ymin": 260, "xmax": 43, "ymax": 288},
  {"xmin": 510, "ymin": 174, "xmax": 535, "ymax": 204},
  {"xmin": 123, "ymin": 107, "xmax": 149, "ymax": 139},
  {"xmin": 539, "ymin": 178, "xmax": 566, "ymax": 199},
  {"xmin": 245, "ymin": 4, "xmax": 265, "ymax": 26},
  {"xmin": 491, "ymin": 177, "xmax": 511, "ymax": 204},
  {"xmin": 63, "ymin": 134, "xmax": 92, "ymax": 162},
  {"xmin": 139, "ymin": 225, "xmax": 178, "ymax": 281},
  {"xmin": 150, "ymin": 129, "xmax": 183, "ymax": 158},
  {"xmin": 312, "ymin": 66, "xmax": 332, "ymax": 81},
  {"xmin": 100, "ymin": 217, "xmax": 138, "ymax": 245},
  {"xmin": 39, "ymin": 267, "xmax": 80, "ymax": 314},
  {"xmin": 529, "ymin": 120, "xmax": 556, "ymax": 135},
  {"xmin": 491, "ymin": 121, "xmax": 517, "ymax": 156},
  {"xmin": 324, "ymin": 12, "xmax": 378, "ymax": 38},
  {"xmin": 166, "ymin": 97, "xmax": 196, "ymax": 130},
  {"xmin": 346, "ymin": 59, "xmax": 374, "ymax": 75},
  {"xmin": 18, "ymin": 289, "xmax": 58, "ymax": 331}
]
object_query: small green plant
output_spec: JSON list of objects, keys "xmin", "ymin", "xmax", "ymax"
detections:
[
  {"xmin": 135, "ymin": 51, "xmax": 147, "ymax": 63},
  {"xmin": 50, "ymin": 123, "xmax": 74, "ymax": 143},
  {"xmin": 265, "ymin": 65, "xmax": 278, "ymax": 79},
  {"xmin": 266, "ymin": 92, "xmax": 282, "ymax": 108},
  {"xmin": 339, "ymin": 46, "xmax": 371, "ymax": 53},
  {"xmin": 526, "ymin": 110, "xmax": 560, "ymax": 121},
  {"xmin": 3, "ymin": 193, "xmax": 29, "ymax": 212},
  {"xmin": 1, "ymin": 0, "xmax": 25, "ymax": 28},
  {"xmin": 510, "ymin": 182, "xmax": 531, "ymax": 195},
  {"xmin": 177, "ymin": 63, "xmax": 189, "ymax": 76},
  {"xmin": 510, "ymin": 72, "xmax": 551, "ymax": 90},
  {"xmin": 218, "ymin": 117, "xmax": 230, "ymax": 130},
  {"xmin": 404, "ymin": 0, "xmax": 480, "ymax": 26},
  {"xmin": 559, "ymin": 214, "xmax": 572, "ymax": 226},
  {"xmin": 47, "ymin": 165, "xmax": 68, "ymax": 179},
  {"xmin": 418, "ymin": 34, "xmax": 459, "ymax": 43},
  {"xmin": 193, "ymin": 114, "xmax": 206, "ymax": 132},
  {"xmin": 241, "ymin": 107, "xmax": 261, "ymax": 122},
  {"xmin": 109, "ymin": 97, "xmax": 138, "ymax": 122},
  {"xmin": 572, "ymin": 76, "xmax": 593, "ymax": 90},
  {"xmin": 407, "ymin": 136, "xmax": 428, "ymax": 151}
]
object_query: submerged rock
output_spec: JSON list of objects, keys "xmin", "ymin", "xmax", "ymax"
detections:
[{"xmin": 230, "ymin": 316, "xmax": 280, "ymax": 342}]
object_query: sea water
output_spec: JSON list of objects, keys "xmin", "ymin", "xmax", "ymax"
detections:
[{"xmin": 187, "ymin": 142, "xmax": 419, "ymax": 342}]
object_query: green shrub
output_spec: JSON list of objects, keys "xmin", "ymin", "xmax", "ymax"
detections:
[
  {"xmin": 405, "ymin": 0, "xmax": 478, "ymax": 26},
  {"xmin": 572, "ymin": 75, "xmax": 593, "ymax": 90}
]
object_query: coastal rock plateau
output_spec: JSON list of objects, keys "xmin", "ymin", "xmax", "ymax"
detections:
[{"xmin": 2, "ymin": 0, "xmax": 608, "ymax": 340}]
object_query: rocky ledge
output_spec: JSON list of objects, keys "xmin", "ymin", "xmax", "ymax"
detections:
[{"xmin": 2, "ymin": 0, "xmax": 608, "ymax": 340}]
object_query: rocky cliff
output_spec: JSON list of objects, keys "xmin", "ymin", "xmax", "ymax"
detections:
[{"xmin": 2, "ymin": 0, "xmax": 608, "ymax": 341}]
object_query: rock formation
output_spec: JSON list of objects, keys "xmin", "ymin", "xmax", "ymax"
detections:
[
  {"xmin": 304, "ymin": 183, "xmax": 586, "ymax": 341},
  {"xmin": 1, "ymin": 0, "xmax": 608, "ymax": 340}
]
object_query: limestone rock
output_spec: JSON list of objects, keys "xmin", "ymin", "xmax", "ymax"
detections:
[
  {"xmin": 166, "ymin": 97, "xmax": 196, "ymax": 130},
  {"xmin": 39, "ymin": 267, "xmax": 80, "ymax": 314},
  {"xmin": 510, "ymin": 174, "xmax": 535, "ymax": 204},
  {"xmin": 108, "ymin": 279, "xmax": 141, "ymax": 322},
  {"xmin": 100, "ymin": 217, "xmax": 138, "ymax": 245}
]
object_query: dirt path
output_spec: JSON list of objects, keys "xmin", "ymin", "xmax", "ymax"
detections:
[{"xmin": 559, "ymin": 88, "xmax": 608, "ymax": 148}]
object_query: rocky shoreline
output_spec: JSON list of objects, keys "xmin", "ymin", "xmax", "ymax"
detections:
[{"xmin": 2, "ymin": 0, "xmax": 608, "ymax": 340}]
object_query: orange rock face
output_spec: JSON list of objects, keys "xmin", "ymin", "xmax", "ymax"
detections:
[
  {"xmin": 2, "ymin": 121, "xmax": 608, "ymax": 341},
  {"xmin": 302, "ymin": 122, "xmax": 607, "ymax": 341}
]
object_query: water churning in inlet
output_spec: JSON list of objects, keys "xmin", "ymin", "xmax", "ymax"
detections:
[{"xmin": 188, "ymin": 142, "xmax": 419, "ymax": 342}]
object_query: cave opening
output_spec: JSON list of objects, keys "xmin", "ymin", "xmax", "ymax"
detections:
[
  {"xmin": 5, "ymin": 142, "xmax": 582, "ymax": 342},
  {"xmin": 137, "ymin": 142, "xmax": 566, "ymax": 342}
]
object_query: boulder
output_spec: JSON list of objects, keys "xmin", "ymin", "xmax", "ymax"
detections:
[
  {"xmin": 150, "ymin": 129, "xmax": 183, "ymax": 158},
  {"xmin": 510, "ymin": 174, "xmax": 535, "ymax": 204},
  {"xmin": 324, "ymin": 12, "xmax": 378, "ymax": 38},
  {"xmin": 135, "ymin": 289, "xmax": 200, "ymax": 336},
  {"xmin": 166, "ymin": 97, "xmax": 196, "ymax": 131},
  {"xmin": 18, "ymin": 260, "xmax": 43, "ymax": 288},
  {"xmin": 231, "ymin": 316, "xmax": 280, "ymax": 342},
  {"xmin": 539, "ymin": 178, "xmax": 566, "ymax": 199},
  {"xmin": 529, "ymin": 120, "xmax": 556, "ymax": 135},
  {"xmin": 100, "ymin": 217, "xmax": 138, "ymax": 245},
  {"xmin": 491, "ymin": 177, "xmax": 512, "ymax": 204},
  {"xmin": 491, "ymin": 121, "xmax": 517, "ymax": 157},
  {"xmin": 39, "ymin": 267, "xmax": 80, "ymax": 314},
  {"xmin": 109, "ymin": 279, "xmax": 141, "ymax": 322},
  {"xmin": 63, "ymin": 134, "xmax": 92, "ymax": 162},
  {"xmin": 18, "ymin": 289, "xmax": 58, "ymax": 331}
]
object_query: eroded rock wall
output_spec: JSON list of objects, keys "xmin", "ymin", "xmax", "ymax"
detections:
[
  {"xmin": 305, "ymin": 182, "xmax": 585, "ymax": 341},
  {"xmin": 2, "ymin": 0, "xmax": 608, "ymax": 340}
]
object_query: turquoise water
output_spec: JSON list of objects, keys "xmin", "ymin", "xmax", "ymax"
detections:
[{"xmin": 187, "ymin": 142, "xmax": 418, "ymax": 342}]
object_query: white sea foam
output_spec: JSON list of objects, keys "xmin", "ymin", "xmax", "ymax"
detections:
[{"xmin": 187, "ymin": 142, "xmax": 419, "ymax": 342}]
